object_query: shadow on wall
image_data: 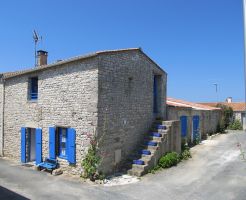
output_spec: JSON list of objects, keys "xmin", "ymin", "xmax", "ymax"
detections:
[{"xmin": 0, "ymin": 186, "xmax": 30, "ymax": 200}]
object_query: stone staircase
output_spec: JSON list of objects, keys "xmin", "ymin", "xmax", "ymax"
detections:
[{"xmin": 128, "ymin": 120, "xmax": 174, "ymax": 177}]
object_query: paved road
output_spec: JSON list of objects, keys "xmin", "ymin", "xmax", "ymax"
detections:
[{"xmin": 0, "ymin": 131, "xmax": 246, "ymax": 200}]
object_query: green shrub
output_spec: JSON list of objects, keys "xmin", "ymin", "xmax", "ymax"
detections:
[
  {"xmin": 180, "ymin": 149, "xmax": 192, "ymax": 160},
  {"xmin": 216, "ymin": 104, "xmax": 233, "ymax": 132},
  {"xmin": 228, "ymin": 119, "xmax": 243, "ymax": 130},
  {"xmin": 158, "ymin": 152, "xmax": 180, "ymax": 168},
  {"xmin": 81, "ymin": 145, "xmax": 101, "ymax": 181}
]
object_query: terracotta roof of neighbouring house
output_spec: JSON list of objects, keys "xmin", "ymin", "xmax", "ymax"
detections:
[
  {"xmin": 167, "ymin": 97, "xmax": 221, "ymax": 111},
  {"xmin": 200, "ymin": 102, "xmax": 246, "ymax": 112},
  {"xmin": 0, "ymin": 48, "xmax": 166, "ymax": 79}
]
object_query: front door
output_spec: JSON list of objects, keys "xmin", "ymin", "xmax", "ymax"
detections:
[
  {"xmin": 192, "ymin": 116, "xmax": 200, "ymax": 143},
  {"xmin": 29, "ymin": 128, "xmax": 36, "ymax": 161},
  {"xmin": 21, "ymin": 127, "xmax": 42, "ymax": 165}
]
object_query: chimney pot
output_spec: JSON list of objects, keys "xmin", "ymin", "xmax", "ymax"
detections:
[
  {"xmin": 226, "ymin": 97, "xmax": 232, "ymax": 103},
  {"xmin": 37, "ymin": 50, "xmax": 48, "ymax": 66}
]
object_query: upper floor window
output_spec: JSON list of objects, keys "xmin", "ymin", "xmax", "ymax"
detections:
[{"xmin": 29, "ymin": 77, "xmax": 38, "ymax": 101}]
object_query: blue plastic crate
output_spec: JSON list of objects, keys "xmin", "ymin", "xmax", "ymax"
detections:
[
  {"xmin": 133, "ymin": 160, "xmax": 144, "ymax": 165},
  {"xmin": 150, "ymin": 132, "xmax": 162, "ymax": 137},
  {"xmin": 145, "ymin": 141, "xmax": 158, "ymax": 146},
  {"xmin": 156, "ymin": 125, "xmax": 167, "ymax": 130},
  {"xmin": 139, "ymin": 149, "xmax": 151, "ymax": 155}
]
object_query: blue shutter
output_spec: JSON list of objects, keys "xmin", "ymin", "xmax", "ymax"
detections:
[
  {"xmin": 67, "ymin": 128, "xmax": 76, "ymax": 164},
  {"xmin": 180, "ymin": 116, "xmax": 187, "ymax": 137},
  {"xmin": 21, "ymin": 127, "xmax": 26, "ymax": 163},
  {"xmin": 49, "ymin": 127, "xmax": 56, "ymax": 159},
  {"xmin": 35, "ymin": 128, "xmax": 42, "ymax": 165}
]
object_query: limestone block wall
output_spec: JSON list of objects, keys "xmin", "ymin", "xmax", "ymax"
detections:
[
  {"xmin": 3, "ymin": 58, "xmax": 99, "ymax": 175},
  {"xmin": 168, "ymin": 105, "xmax": 222, "ymax": 143},
  {"xmin": 97, "ymin": 51, "xmax": 167, "ymax": 174},
  {"xmin": 0, "ymin": 77, "xmax": 3, "ymax": 156}
]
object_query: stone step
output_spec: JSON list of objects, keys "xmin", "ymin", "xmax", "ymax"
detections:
[
  {"xmin": 146, "ymin": 136, "xmax": 165, "ymax": 142},
  {"xmin": 152, "ymin": 124, "xmax": 167, "ymax": 130},
  {"xmin": 144, "ymin": 141, "xmax": 158, "ymax": 146},
  {"xmin": 128, "ymin": 168, "xmax": 146, "ymax": 177},
  {"xmin": 155, "ymin": 120, "xmax": 172, "ymax": 125},
  {"xmin": 133, "ymin": 159, "xmax": 145, "ymax": 165},
  {"xmin": 149, "ymin": 132, "xmax": 162, "ymax": 137},
  {"xmin": 150, "ymin": 128, "xmax": 169, "ymax": 133},
  {"xmin": 142, "ymin": 145, "xmax": 159, "ymax": 151}
]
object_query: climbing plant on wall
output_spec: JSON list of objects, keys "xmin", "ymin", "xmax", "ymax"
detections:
[{"xmin": 216, "ymin": 104, "xmax": 233, "ymax": 132}]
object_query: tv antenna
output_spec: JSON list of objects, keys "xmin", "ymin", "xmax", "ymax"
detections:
[
  {"xmin": 33, "ymin": 30, "xmax": 42, "ymax": 67},
  {"xmin": 213, "ymin": 83, "xmax": 218, "ymax": 93}
]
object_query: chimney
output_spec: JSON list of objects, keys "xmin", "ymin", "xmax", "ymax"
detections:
[
  {"xmin": 226, "ymin": 97, "xmax": 232, "ymax": 103},
  {"xmin": 37, "ymin": 50, "xmax": 48, "ymax": 66}
]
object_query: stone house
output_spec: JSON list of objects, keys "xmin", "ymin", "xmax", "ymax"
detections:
[
  {"xmin": 167, "ymin": 97, "xmax": 221, "ymax": 143},
  {"xmin": 0, "ymin": 48, "xmax": 172, "ymax": 176},
  {"xmin": 201, "ymin": 97, "xmax": 246, "ymax": 130}
]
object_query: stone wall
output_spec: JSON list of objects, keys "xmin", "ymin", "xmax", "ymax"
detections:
[
  {"xmin": 97, "ymin": 51, "xmax": 167, "ymax": 174},
  {"xmin": 0, "ymin": 77, "xmax": 3, "ymax": 156},
  {"xmin": 3, "ymin": 58, "xmax": 99, "ymax": 175},
  {"xmin": 167, "ymin": 106, "xmax": 221, "ymax": 143}
]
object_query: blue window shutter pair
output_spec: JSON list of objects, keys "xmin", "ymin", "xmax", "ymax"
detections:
[
  {"xmin": 49, "ymin": 127, "xmax": 76, "ymax": 164},
  {"xmin": 21, "ymin": 127, "xmax": 42, "ymax": 165}
]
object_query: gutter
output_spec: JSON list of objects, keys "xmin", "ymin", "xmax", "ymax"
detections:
[{"xmin": 0, "ymin": 74, "xmax": 4, "ymax": 156}]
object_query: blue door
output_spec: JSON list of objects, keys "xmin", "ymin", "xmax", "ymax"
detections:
[
  {"xmin": 153, "ymin": 76, "xmax": 158, "ymax": 113},
  {"xmin": 180, "ymin": 116, "xmax": 188, "ymax": 137},
  {"xmin": 192, "ymin": 116, "xmax": 200, "ymax": 142},
  {"xmin": 35, "ymin": 128, "xmax": 42, "ymax": 165}
]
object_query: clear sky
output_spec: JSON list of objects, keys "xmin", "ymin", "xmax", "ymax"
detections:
[{"xmin": 0, "ymin": 0, "xmax": 244, "ymax": 102}]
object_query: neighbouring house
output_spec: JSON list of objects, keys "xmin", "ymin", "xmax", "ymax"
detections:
[
  {"xmin": 0, "ymin": 48, "xmax": 181, "ymax": 177},
  {"xmin": 167, "ymin": 97, "xmax": 221, "ymax": 143},
  {"xmin": 201, "ymin": 97, "xmax": 246, "ymax": 130}
]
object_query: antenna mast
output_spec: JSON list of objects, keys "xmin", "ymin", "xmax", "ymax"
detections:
[{"xmin": 33, "ymin": 30, "xmax": 42, "ymax": 67}]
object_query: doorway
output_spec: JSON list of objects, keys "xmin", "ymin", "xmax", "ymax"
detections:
[
  {"xmin": 21, "ymin": 127, "xmax": 42, "ymax": 165},
  {"xmin": 29, "ymin": 128, "xmax": 36, "ymax": 162}
]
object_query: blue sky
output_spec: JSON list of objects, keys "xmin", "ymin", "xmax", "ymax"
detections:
[{"xmin": 0, "ymin": 0, "xmax": 244, "ymax": 102}]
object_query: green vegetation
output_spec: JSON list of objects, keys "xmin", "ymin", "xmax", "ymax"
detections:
[
  {"xmin": 159, "ymin": 152, "xmax": 180, "ymax": 168},
  {"xmin": 81, "ymin": 143, "xmax": 101, "ymax": 181},
  {"xmin": 149, "ymin": 143, "xmax": 192, "ymax": 174},
  {"xmin": 216, "ymin": 104, "xmax": 233, "ymax": 133},
  {"xmin": 228, "ymin": 119, "xmax": 243, "ymax": 130}
]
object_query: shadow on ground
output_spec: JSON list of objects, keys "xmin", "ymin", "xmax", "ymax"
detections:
[{"xmin": 0, "ymin": 186, "xmax": 30, "ymax": 200}]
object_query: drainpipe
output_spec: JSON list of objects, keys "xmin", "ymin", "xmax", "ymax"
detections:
[{"xmin": 0, "ymin": 75, "xmax": 4, "ymax": 156}]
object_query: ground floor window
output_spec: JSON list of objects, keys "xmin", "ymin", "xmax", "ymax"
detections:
[
  {"xmin": 56, "ymin": 128, "xmax": 68, "ymax": 158},
  {"xmin": 49, "ymin": 126, "xmax": 76, "ymax": 164}
]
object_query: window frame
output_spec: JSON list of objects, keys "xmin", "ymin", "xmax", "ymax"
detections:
[
  {"xmin": 56, "ymin": 127, "xmax": 68, "ymax": 159},
  {"xmin": 28, "ymin": 76, "xmax": 38, "ymax": 101}
]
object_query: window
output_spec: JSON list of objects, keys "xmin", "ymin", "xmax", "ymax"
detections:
[
  {"xmin": 49, "ymin": 127, "xmax": 76, "ymax": 164},
  {"xmin": 29, "ymin": 77, "xmax": 38, "ymax": 100},
  {"xmin": 58, "ymin": 128, "xmax": 67, "ymax": 158}
]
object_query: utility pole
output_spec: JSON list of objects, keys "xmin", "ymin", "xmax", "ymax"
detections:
[{"xmin": 243, "ymin": 0, "xmax": 246, "ymax": 130}]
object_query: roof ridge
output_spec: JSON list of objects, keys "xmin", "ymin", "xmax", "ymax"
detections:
[{"xmin": 2, "ymin": 48, "xmax": 143, "ymax": 79}]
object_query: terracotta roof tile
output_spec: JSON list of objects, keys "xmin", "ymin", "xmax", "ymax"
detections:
[
  {"xmin": 200, "ymin": 102, "xmax": 246, "ymax": 112},
  {"xmin": 167, "ymin": 97, "xmax": 221, "ymax": 111}
]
